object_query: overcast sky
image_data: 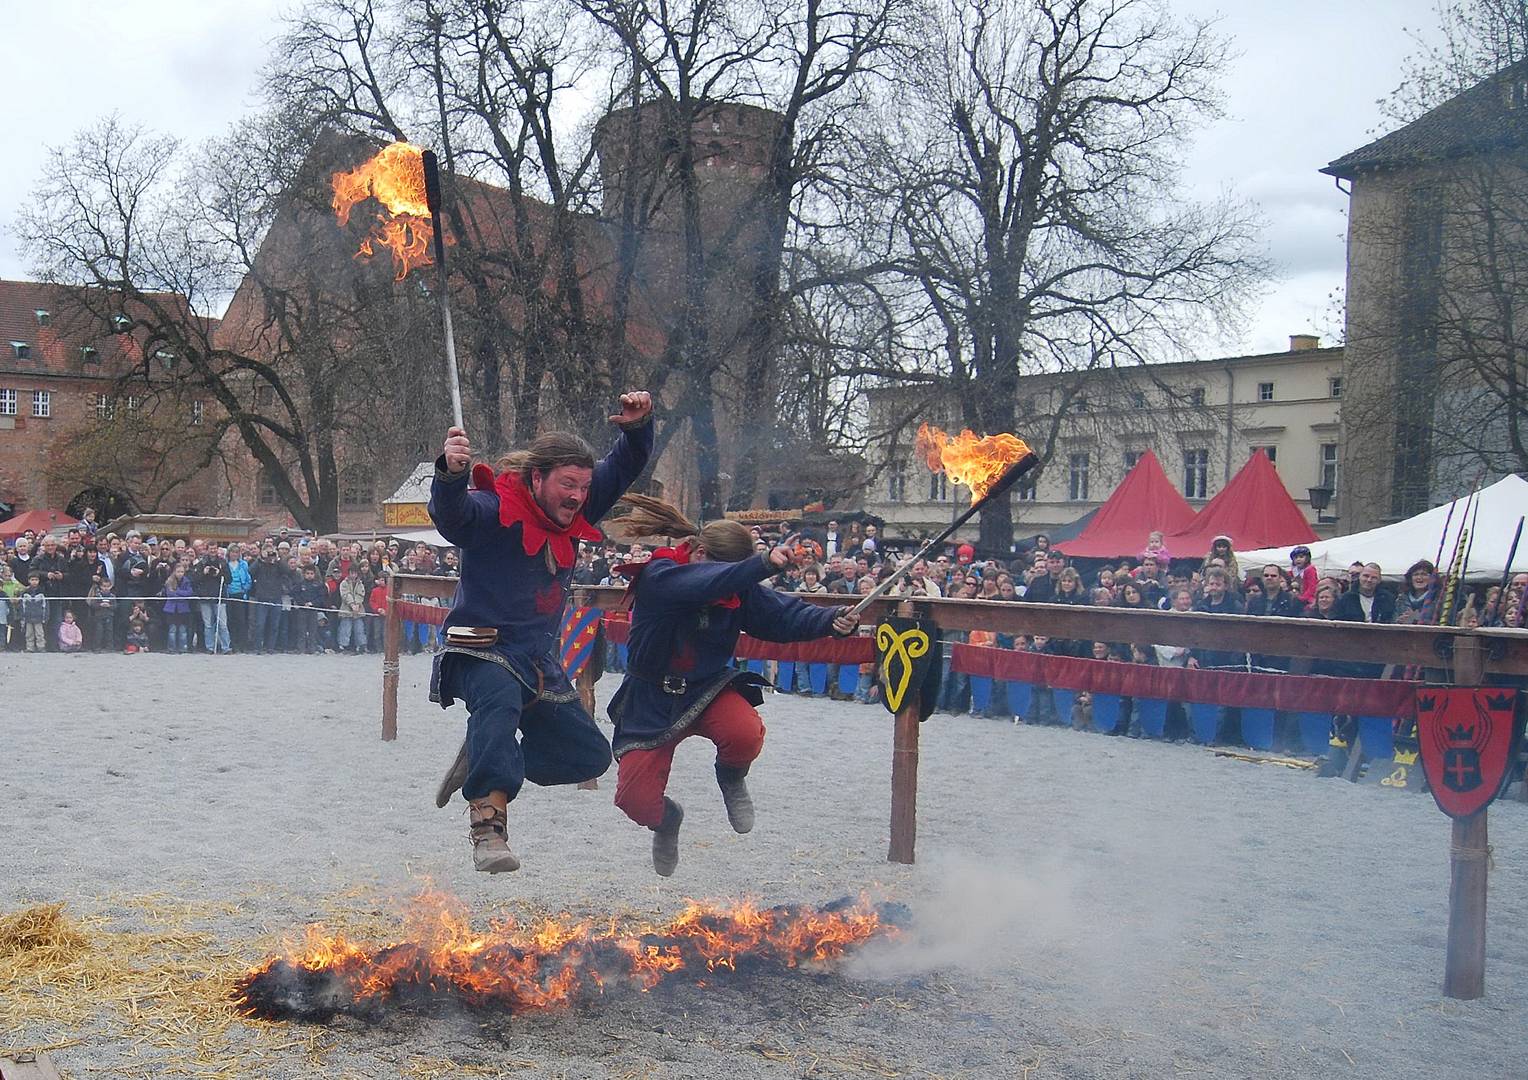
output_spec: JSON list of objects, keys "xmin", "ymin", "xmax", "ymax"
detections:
[{"xmin": 0, "ymin": 0, "xmax": 1440, "ymax": 357}]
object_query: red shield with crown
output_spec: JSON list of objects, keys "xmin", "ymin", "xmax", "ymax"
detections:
[{"xmin": 1416, "ymin": 688, "xmax": 1522, "ymax": 819}]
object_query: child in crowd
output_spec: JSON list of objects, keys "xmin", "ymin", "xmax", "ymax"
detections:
[
  {"xmin": 87, "ymin": 577, "xmax": 117, "ymax": 651},
  {"xmin": 126, "ymin": 602, "xmax": 151, "ymax": 653},
  {"xmin": 0, "ymin": 562, "xmax": 20, "ymax": 650},
  {"xmin": 57, "ymin": 610, "xmax": 84, "ymax": 653},
  {"xmin": 21, "ymin": 573, "xmax": 48, "ymax": 653},
  {"xmin": 162, "ymin": 567, "xmax": 194, "ymax": 653}
]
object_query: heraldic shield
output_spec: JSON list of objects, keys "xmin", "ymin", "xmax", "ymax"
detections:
[
  {"xmin": 874, "ymin": 618, "xmax": 941, "ymax": 721},
  {"xmin": 1416, "ymin": 688, "xmax": 1522, "ymax": 819}
]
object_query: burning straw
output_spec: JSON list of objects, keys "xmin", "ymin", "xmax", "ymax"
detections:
[{"xmin": 234, "ymin": 891, "xmax": 903, "ymax": 1023}]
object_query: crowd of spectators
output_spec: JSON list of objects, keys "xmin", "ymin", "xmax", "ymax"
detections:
[{"xmin": 1, "ymin": 523, "xmax": 458, "ymax": 655}]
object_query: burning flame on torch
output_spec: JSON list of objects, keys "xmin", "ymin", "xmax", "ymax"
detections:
[
  {"xmin": 233, "ymin": 890, "xmax": 896, "ymax": 1021},
  {"xmin": 331, "ymin": 142, "xmax": 433, "ymax": 281},
  {"xmin": 915, "ymin": 423, "xmax": 1031, "ymax": 499}
]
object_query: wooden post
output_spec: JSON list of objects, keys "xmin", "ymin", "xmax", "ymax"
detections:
[
  {"xmin": 888, "ymin": 690, "xmax": 921, "ymax": 865},
  {"xmin": 1445, "ymin": 812, "xmax": 1488, "ymax": 999},
  {"xmin": 381, "ymin": 571, "xmax": 401, "ymax": 742},
  {"xmin": 1443, "ymin": 634, "xmax": 1487, "ymax": 998}
]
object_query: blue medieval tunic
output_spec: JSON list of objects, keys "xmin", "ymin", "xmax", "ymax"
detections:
[
  {"xmin": 608, "ymin": 553, "xmax": 841, "ymax": 757},
  {"xmin": 426, "ymin": 421, "xmax": 652, "ymax": 707}
]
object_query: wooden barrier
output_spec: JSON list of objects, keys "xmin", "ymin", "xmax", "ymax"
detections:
[{"xmin": 380, "ymin": 574, "xmax": 1528, "ymax": 998}]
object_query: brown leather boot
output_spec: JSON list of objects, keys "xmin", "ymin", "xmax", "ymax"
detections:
[
  {"xmin": 651, "ymin": 797, "xmax": 684, "ymax": 877},
  {"xmin": 468, "ymin": 800, "xmax": 520, "ymax": 873}
]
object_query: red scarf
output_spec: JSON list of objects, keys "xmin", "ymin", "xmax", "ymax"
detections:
[
  {"xmin": 619, "ymin": 541, "xmax": 740, "ymax": 609},
  {"xmin": 471, "ymin": 464, "xmax": 601, "ymax": 570}
]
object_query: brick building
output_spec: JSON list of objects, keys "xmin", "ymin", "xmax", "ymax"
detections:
[{"xmin": 0, "ymin": 280, "xmax": 219, "ymax": 524}]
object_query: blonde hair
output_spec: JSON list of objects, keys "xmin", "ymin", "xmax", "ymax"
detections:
[{"xmin": 612, "ymin": 494, "xmax": 754, "ymax": 562}]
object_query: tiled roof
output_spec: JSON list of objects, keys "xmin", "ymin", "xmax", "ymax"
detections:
[
  {"xmin": 0, "ymin": 279, "xmax": 180, "ymax": 377},
  {"xmin": 1324, "ymin": 64, "xmax": 1528, "ymax": 179}
]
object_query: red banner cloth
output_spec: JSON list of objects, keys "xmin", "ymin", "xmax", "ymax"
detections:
[
  {"xmin": 951, "ymin": 644, "xmax": 1419, "ymax": 719},
  {"xmin": 396, "ymin": 601, "xmax": 448, "ymax": 626},
  {"xmin": 601, "ymin": 613, "xmax": 871, "ymax": 663}
]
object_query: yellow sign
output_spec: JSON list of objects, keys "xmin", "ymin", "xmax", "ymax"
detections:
[
  {"xmin": 383, "ymin": 503, "xmax": 432, "ymax": 527},
  {"xmin": 877, "ymin": 622, "xmax": 930, "ymax": 713}
]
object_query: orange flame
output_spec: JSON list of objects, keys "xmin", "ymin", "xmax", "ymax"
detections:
[
  {"xmin": 915, "ymin": 423, "xmax": 1031, "ymax": 499},
  {"xmin": 331, "ymin": 142, "xmax": 433, "ymax": 281},
  {"xmin": 234, "ymin": 891, "xmax": 894, "ymax": 1020}
]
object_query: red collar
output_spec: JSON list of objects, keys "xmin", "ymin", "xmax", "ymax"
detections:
[
  {"xmin": 619, "ymin": 541, "xmax": 740, "ymax": 608},
  {"xmin": 470, "ymin": 464, "xmax": 601, "ymax": 570}
]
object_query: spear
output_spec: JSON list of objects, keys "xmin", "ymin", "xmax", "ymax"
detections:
[
  {"xmin": 850, "ymin": 452, "xmax": 1040, "ymax": 617},
  {"xmin": 1496, "ymin": 515, "xmax": 1524, "ymax": 620},
  {"xmin": 421, "ymin": 149, "xmax": 465, "ymax": 430}
]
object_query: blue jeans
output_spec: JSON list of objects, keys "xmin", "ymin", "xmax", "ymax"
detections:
[
  {"xmin": 248, "ymin": 603, "xmax": 278, "ymax": 652},
  {"xmin": 199, "ymin": 600, "xmax": 230, "ymax": 653},
  {"xmin": 452, "ymin": 656, "xmax": 613, "ymax": 801},
  {"xmin": 337, "ymin": 616, "xmax": 367, "ymax": 651}
]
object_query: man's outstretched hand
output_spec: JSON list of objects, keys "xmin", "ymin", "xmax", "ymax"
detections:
[
  {"xmin": 831, "ymin": 609, "xmax": 861, "ymax": 636},
  {"xmin": 609, "ymin": 391, "xmax": 654, "ymax": 426}
]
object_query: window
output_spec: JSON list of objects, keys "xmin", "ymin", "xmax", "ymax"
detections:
[
  {"xmin": 0, "ymin": 389, "xmax": 15, "ymax": 416},
  {"xmin": 1129, "ymin": 390, "xmax": 1147, "ymax": 408},
  {"xmin": 190, "ymin": 400, "xmax": 204, "ymax": 426},
  {"xmin": 887, "ymin": 465, "xmax": 906, "ymax": 502},
  {"xmin": 1072, "ymin": 394, "xmax": 1090, "ymax": 413},
  {"xmin": 79, "ymin": 345, "xmax": 99, "ymax": 363},
  {"xmin": 35, "ymin": 310, "xmax": 51, "ymax": 327},
  {"xmin": 154, "ymin": 349, "xmax": 177, "ymax": 371},
  {"xmin": 1328, "ymin": 376, "xmax": 1343, "ymax": 399},
  {"xmin": 1320, "ymin": 442, "xmax": 1339, "ymax": 492},
  {"xmin": 253, "ymin": 383, "xmax": 276, "ymax": 408},
  {"xmin": 1253, "ymin": 444, "xmax": 1278, "ymax": 465},
  {"xmin": 124, "ymin": 395, "xmax": 141, "ymax": 416},
  {"xmin": 31, "ymin": 391, "xmax": 49, "ymax": 418},
  {"xmin": 95, "ymin": 394, "xmax": 116, "ymax": 420},
  {"xmin": 111, "ymin": 314, "xmax": 131, "ymax": 332},
  {"xmin": 1258, "ymin": 381, "xmax": 1275, "ymax": 402},
  {"xmin": 9, "ymin": 342, "xmax": 30, "ymax": 360},
  {"xmin": 1067, "ymin": 453, "xmax": 1090, "ymax": 501},
  {"xmin": 1189, "ymin": 386, "xmax": 1206, "ymax": 406},
  {"xmin": 258, "ymin": 470, "xmax": 281, "ymax": 507},
  {"xmin": 1124, "ymin": 450, "xmax": 1143, "ymax": 471},
  {"xmin": 928, "ymin": 472, "xmax": 949, "ymax": 502},
  {"xmin": 341, "ymin": 469, "xmax": 373, "ymax": 508},
  {"xmin": 1183, "ymin": 448, "xmax": 1209, "ymax": 499},
  {"xmin": 1016, "ymin": 476, "xmax": 1037, "ymax": 502}
]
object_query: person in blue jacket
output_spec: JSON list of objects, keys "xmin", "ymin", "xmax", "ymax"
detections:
[
  {"xmin": 429, "ymin": 391, "xmax": 654, "ymax": 873},
  {"xmin": 606, "ymin": 495, "xmax": 859, "ymax": 876}
]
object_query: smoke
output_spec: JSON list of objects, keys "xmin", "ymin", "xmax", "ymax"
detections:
[{"xmin": 848, "ymin": 853, "xmax": 1083, "ymax": 979}]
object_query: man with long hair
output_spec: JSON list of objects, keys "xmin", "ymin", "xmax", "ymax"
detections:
[
  {"xmin": 607, "ymin": 495, "xmax": 858, "ymax": 876},
  {"xmin": 430, "ymin": 392, "xmax": 653, "ymax": 873}
]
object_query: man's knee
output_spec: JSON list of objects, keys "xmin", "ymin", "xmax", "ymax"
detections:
[{"xmin": 614, "ymin": 757, "xmax": 666, "ymax": 828}]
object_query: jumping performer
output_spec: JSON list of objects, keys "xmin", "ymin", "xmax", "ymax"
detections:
[
  {"xmin": 430, "ymin": 392, "xmax": 653, "ymax": 873},
  {"xmin": 606, "ymin": 495, "xmax": 859, "ymax": 876}
]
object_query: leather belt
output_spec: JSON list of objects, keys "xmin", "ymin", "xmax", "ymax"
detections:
[{"xmin": 628, "ymin": 666, "xmax": 692, "ymax": 695}]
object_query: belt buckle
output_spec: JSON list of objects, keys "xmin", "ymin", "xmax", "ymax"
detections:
[{"xmin": 661, "ymin": 674, "xmax": 687, "ymax": 695}]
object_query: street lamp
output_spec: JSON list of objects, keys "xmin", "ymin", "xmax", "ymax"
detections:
[{"xmin": 1307, "ymin": 485, "xmax": 1335, "ymax": 524}]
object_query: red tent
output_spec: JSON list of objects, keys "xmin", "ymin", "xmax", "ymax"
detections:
[
  {"xmin": 0, "ymin": 508, "xmax": 79, "ymax": 542},
  {"xmin": 1165, "ymin": 449, "xmax": 1317, "ymax": 556},
  {"xmin": 1054, "ymin": 450, "xmax": 1196, "ymax": 558}
]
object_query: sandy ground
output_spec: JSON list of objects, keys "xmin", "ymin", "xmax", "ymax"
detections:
[{"xmin": 3, "ymin": 650, "xmax": 1527, "ymax": 1079}]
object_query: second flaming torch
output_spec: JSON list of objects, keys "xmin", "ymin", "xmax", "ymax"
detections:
[{"xmin": 420, "ymin": 150, "xmax": 465, "ymax": 430}]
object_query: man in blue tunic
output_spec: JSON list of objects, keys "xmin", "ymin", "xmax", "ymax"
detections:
[
  {"xmin": 605, "ymin": 495, "xmax": 859, "ymax": 876},
  {"xmin": 430, "ymin": 392, "xmax": 653, "ymax": 873}
]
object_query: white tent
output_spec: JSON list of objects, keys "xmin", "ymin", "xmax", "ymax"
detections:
[{"xmin": 1239, "ymin": 475, "xmax": 1528, "ymax": 581}]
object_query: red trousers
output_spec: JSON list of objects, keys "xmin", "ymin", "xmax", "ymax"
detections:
[{"xmin": 614, "ymin": 689, "xmax": 766, "ymax": 828}]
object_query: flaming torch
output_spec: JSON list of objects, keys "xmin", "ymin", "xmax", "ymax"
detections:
[
  {"xmin": 849, "ymin": 424, "xmax": 1038, "ymax": 616},
  {"xmin": 331, "ymin": 142, "xmax": 464, "ymax": 428}
]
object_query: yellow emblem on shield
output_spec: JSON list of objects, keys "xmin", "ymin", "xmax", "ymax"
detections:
[{"xmin": 877, "ymin": 622, "xmax": 931, "ymax": 712}]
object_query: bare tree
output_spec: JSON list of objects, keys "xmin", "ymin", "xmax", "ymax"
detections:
[
  {"xmin": 19, "ymin": 115, "xmax": 432, "ymax": 533},
  {"xmin": 853, "ymin": 0, "xmax": 1263, "ymax": 551}
]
